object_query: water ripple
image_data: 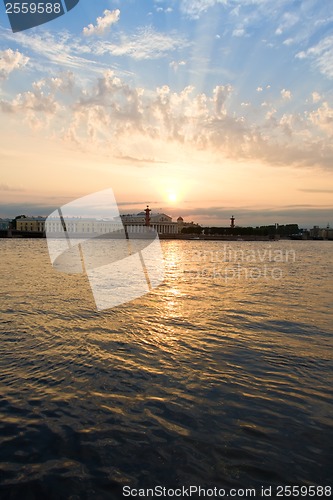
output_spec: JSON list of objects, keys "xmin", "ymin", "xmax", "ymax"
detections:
[{"xmin": 0, "ymin": 240, "xmax": 332, "ymax": 497}]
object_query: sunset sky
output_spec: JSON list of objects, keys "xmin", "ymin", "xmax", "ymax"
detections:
[{"xmin": 1, "ymin": 0, "xmax": 333, "ymax": 227}]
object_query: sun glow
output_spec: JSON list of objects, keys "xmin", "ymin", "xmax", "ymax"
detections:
[
  {"xmin": 167, "ymin": 192, "xmax": 177, "ymax": 203},
  {"xmin": 150, "ymin": 171, "xmax": 192, "ymax": 208}
]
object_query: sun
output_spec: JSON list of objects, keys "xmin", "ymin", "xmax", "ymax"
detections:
[{"xmin": 167, "ymin": 192, "xmax": 177, "ymax": 203}]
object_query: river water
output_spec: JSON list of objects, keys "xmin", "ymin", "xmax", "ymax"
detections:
[{"xmin": 0, "ymin": 239, "xmax": 332, "ymax": 499}]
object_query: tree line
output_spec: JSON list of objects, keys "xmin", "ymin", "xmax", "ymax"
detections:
[{"xmin": 181, "ymin": 224, "xmax": 299, "ymax": 237}]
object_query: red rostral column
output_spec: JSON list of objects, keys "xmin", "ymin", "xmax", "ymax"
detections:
[
  {"xmin": 230, "ymin": 215, "xmax": 235, "ymax": 228},
  {"xmin": 145, "ymin": 205, "xmax": 151, "ymax": 226}
]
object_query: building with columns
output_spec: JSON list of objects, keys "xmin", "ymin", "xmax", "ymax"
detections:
[
  {"xmin": 120, "ymin": 211, "xmax": 181, "ymax": 234},
  {"xmin": 45, "ymin": 209, "xmax": 186, "ymax": 236}
]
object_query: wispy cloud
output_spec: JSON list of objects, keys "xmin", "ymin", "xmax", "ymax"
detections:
[
  {"xmin": 165, "ymin": 204, "xmax": 333, "ymax": 226},
  {"xmin": 296, "ymin": 36, "xmax": 333, "ymax": 79},
  {"xmin": 169, "ymin": 60, "xmax": 186, "ymax": 72},
  {"xmin": 179, "ymin": 0, "xmax": 299, "ymax": 23},
  {"xmin": 282, "ymin": 38, "xmax": 294, "ymax": 46},
  {"xmin": 299, "ymin": 188, "xmax": 333, "ymax": 193},
  {"xmin": 1, "ymin": 23, "xmax": 184, "ymax": 75},
  {"xmin": 180, "ymin": 0, "xmax": 228, "ymax": 19},
  {"xmin": 232, "ymin": 28, "xmax": 246, "ymax": 37},
  {"xmin": 93, "ymin": 27, "xmax": 190, "ymax": 60},
  {"xmin": 0, "ymin": 183, "xmax": 25, "ymax": 192},
  {"xmin": 275, "ymin": 12, "xmax": 299, "ymax": 36},
  {"xmin": 0, "ymin": 30, "xmax": 101, "ymax": 72}
]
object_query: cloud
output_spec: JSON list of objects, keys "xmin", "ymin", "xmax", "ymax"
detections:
[
  {"xmin": 0, "ymin": 201, "xmax": 67, "ymax": 219},
  {"xmin": 296, "ymin": 36, "xmax": 333, "ymax": 79},
  {"xmin": 212, "ymin": 84, "xmax": 233, "ymax": 115},
  {"xmin": 275, "ymin": 12, "xmax": 299, "ymax": 36},
  {"xmin": 0, "ymin": 73, "xmax": 75, "ymax": 129},
  {"xmin": 165, "ymin": 204, "xmax": 333, "ymax": 227},
  {"xmin": 169, "ymin": 60, "xmax": 186, "ymax": 72},
  {"xmin": 283, "ymin": 38, "xmax": 294, "ymax": 46},
  {"xmin": 180, "ymin": 0, "xmax": 228, "ymax": 19},
  {"xmin": 296, "ymin": 51, "xmax": 306, "ymax": 60},
  {"xmin": 83, "ymin": 9, "xmax": 120, "ymax": 37},
  {"xmin": 232, "ymin": 28, "xmax": 246, "ymax": 37},
  {"xmin": 281, "ymin": 89, "xmax": 292, "ymax": 100},
  {"xmin": 2, "ymin": 69, "xmax": 333, "ymax": 171},
  {"xmin": 32, "ymin": 72, "xmax": 75, "ymax": 93},
  {"xmin": 311, "ymin": 91, "xmax": 321, "ymax": 104},
  {"xmin": 93, "ymin": 27, "xmax": 189, "ymax": 60},
  {"xmin": 2, "ymin": 200, "xmax": 331, "ymax": 226},
  {"xmin": 1, "ymin": 31, "xmax": 103, "ymax": 72},
  {"xmin": 1, "ymin": 89, "xmax": 60, "ymax": 129},
  {"xmin": 0, "ymin": 183, "xmax": 25, "ymax": 192},
  {"xmin": 67, "ymin": 76, "xmax": 333, "ymax": 168},
  {"xmin": 299, "ymin": 188, "xmax": 333, "ymax": 194},
  {"xmin": 1, "ymin": 25, "xmax": 184, "ymax": 75},
  {"xmin": 0, "ymin": 49, "xmax": 29, "ymax": 79},
  {"xmin": 179, "ymin": 0, "xmax": 298, "ymax": 22},
  {"xmin": 308, "ymin": 102, "xmax": 333, "ymax": 136},
  {"xmin": 314, "ymin": 16, "xmax": 333, "ymax": 27},
  {"xmin": 156, "ymin": 6, "xmax": 173, "ymax": 13}
]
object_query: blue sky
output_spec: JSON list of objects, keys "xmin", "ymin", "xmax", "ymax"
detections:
[{"xmin": 1, "ymin": 0, "xmax": 333, "ymax": 226}]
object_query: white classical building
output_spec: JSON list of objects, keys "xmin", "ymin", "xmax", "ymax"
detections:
[
  {"xmin": 45, "ymin": 211, "xmax": 184, "ymax": 235},
  {"xmin": 120, "ymin": 212, "xmax": 182, "ymax": 234}
]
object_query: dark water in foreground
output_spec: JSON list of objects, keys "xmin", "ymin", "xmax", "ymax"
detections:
[{"xmin": 0, "ymin": 239, "xmax": 332, "ymax": 499}]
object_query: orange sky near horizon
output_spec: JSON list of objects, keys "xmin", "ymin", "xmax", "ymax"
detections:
[{"xmin": 1, "ymin": 1, "xmax": 333, "ymax": 228}]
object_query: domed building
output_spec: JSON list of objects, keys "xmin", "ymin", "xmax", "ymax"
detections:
[{"xmin": 177, "ymin": 216, "xmax": 184, "ymax": 232}]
